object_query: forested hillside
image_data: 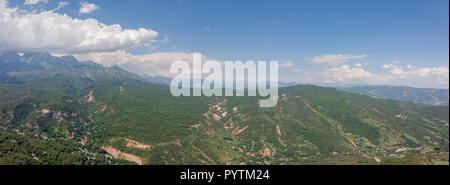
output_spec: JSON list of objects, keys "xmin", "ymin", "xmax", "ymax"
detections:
[{"xmin": 0, "ymin": 52, "xmax": 448, "ymax": 165}]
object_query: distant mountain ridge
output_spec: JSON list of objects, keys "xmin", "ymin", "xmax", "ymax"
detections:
[
  {"xmin": 141, "ymin": 74, "xmax": 172, "ymax": 85},
  {"xmin": 0, "ymin": 51, "xmax": 142, "ymax": 83},
  {"xmin": 339, "ymin": 85, "xmax": 449, "ymax": 106}
]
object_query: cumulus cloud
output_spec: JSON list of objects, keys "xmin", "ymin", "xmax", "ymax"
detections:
[
  {"xmin": 381, "ymin": 64, "xmax": 449, "ymax": 84},
  {"xmin": 308, "ymin": 64, "xmax": 449, "ymax": 88},
  {"xmin": 24, "ymin": 0, "xmax": 47, "ymax": 5},
  {"xmin": 314, "ymin": 65, "xmax": 387, "ymax": 85},
  {"xmin": 56, "ymin": 1, "xmax": 68, "ymax": 10},
  {"xmin": 354, "ymin": 63, "xmax": 362, "ymax": 67},
  {"xmin": 0, "ymin": 0, "xmax": 159, "ymax": 53},
  {"xmin": 279, "ymin": 61, "xmax": 294, "ymax": 68},
  {"xmin": 306, "ymin": 54, "xmax": 368, "ymax": 66},
  {"xmin": 79, "ymin": 2, "xmax": 99, "ymax": 14}
]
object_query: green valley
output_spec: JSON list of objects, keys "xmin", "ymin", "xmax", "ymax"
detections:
[{"xmin": 0, "ymin": 52, "xmax": 448, "ymax": 165}]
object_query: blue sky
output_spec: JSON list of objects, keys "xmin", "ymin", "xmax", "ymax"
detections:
[
  {"xmin": 70, "ymin": 0, "xmax": 449, "ymax": 65},
  {"xmin": 2, "ymin": 0, "xmax": 449, "ymax": 88}
]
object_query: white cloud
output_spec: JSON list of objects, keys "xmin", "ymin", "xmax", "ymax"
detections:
[
  {"xmin": 386, "ymin": 65, "xmax": 449, "ymax": 88},
  {"xmin": 0, "ymin": 0, "xmax": 159, "ymax": 53},
  {"xmin": 71, "ymin": 47, "xmax": 449, "ymax": 89},
  {"xmin": 279, "ymin": 61, "xmax": 294, "ymax": 68},
  {"xmin": 56, "ymin": 2, "xmax": 68, "ymax": 10},
  {"xmin": 79, "ymin": 2, "xmax": 99, "ymax": 14},
  {"xmin": 307, "ymin": 64, "xmax": 449, "ymax": 89},
  {"xmin": 0, "ymin": 0, "xmax": 6, "ymax": 9},
  {"xmin": 73, "ymin": 50, "xmax": 202, "ymax": 77},
  {"xmin": 70, "ymin": 49, "xmax": 449, "ymax": 89},
  {"xmin": 382, "ymin": 64, "xmax": 449, "ymax": 80},
  {"xmin": 24, "ymin": 0, "xmax": 47, "ymax": 5},
  {"xmin": 354, "ymin": 63, "xmax": 362, "ymax": 67},
  {"xmin": 306, "ymin": 54, "xmax": 368, "ymax": 66},
  {"xmin": 204, "ymin": 26, "xmax": 211, "ymax": 31},
  {"xmin": 73, "ymin": 51, "xmax": 277, "ymax": 87},
  {"xmin": 382, "ymin": 64, "xmax": 394, "ymax": 69},
  {"xmin": 314, "ymin": 65, "xmax": 387, "ymax": 85}
]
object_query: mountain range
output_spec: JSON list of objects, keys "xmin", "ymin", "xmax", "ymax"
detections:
[
  {"xmin": 339, "ymin": 86, "xmax": 449, "ymax": 106},
  {"xmin": 0, "ymin": 52, "xmax": 448, "ymax": 165}
]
